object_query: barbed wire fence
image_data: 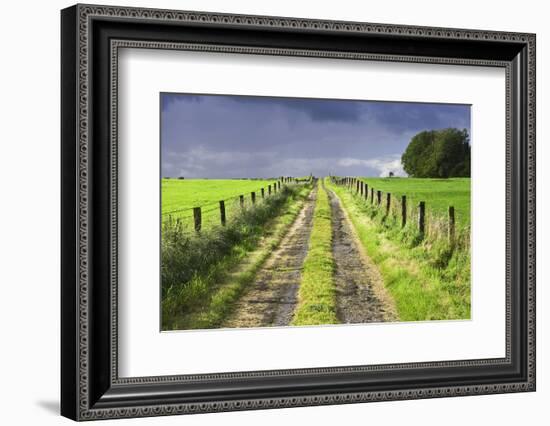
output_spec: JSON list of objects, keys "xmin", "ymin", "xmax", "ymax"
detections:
[
  {"xmin": 329, "ymin": 176, "xmax": 469, "ymax": 246},
  {"xmin": 162, "ymin": 176, "xmax": 312, "ymax": 234}
]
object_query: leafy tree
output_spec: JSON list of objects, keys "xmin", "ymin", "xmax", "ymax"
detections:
[{"xmin": 401, "ymin": 128, "xmax": 470, "ymax": 178}]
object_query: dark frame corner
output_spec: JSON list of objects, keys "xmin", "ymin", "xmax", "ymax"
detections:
[{"xmin": 61, "ymin": 3, "xmax": 535, "ymax": 421}]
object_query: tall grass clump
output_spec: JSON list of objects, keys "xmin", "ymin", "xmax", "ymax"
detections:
[{"xmin": 162, "ymin": 184, "xmax": 310, "ymax": 329}]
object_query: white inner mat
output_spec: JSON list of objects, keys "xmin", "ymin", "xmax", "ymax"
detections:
[{"xmin": 118, "ymin": 48, "xmax": 506, "ymax": 378}]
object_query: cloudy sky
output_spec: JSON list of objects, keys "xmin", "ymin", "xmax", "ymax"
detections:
[{"xmin": 161, "ymin": 93, "xmax": 470, "ymax": 179}]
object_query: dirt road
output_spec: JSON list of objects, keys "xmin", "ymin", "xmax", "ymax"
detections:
[
  {"xmin": 222, "ymin": 183, "xmax": 395, "ymax": 328},
  {"xmin": 222, "ymin": 185, "xmax": 318, "ymax": 328},
  {"xmin": 327, "ymin": 189, "xmax": 397, "ymax": 323}
]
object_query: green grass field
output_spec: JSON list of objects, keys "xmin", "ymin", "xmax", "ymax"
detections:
[
  {"xmin": 360, "ymin": 177, "xmax": 470, "ymax": 227},
  {"xmin": 162, "ymin": 178, "xmax": 278, "ymax": 229},
  {"xmin": 162, "ymin": 175, "xmax": 471, "ymax": 328}
]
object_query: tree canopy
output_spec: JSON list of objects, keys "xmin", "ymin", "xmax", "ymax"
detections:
[{"xmin": 401, "ymin": 128, "xmax": 470, "ymax": 178}]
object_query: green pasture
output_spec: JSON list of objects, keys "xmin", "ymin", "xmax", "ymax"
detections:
[
  {"xmin": 360, "ymin": 177, "xmax": 470, "ymax": 227},
  {"xmin": 162, "ymin": 178, "xmax": 278, "ymax": 229}
]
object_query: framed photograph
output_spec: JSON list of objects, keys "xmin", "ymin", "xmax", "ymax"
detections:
[{"xmin": 61, "ymin": 4, "xmax": 536, "ymax": 421}]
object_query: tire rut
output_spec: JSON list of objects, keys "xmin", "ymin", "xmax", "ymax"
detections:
[
  {"xmin": 327, "ymin": 189, "xmax": 396, "ymax": 324},
  {"xmin": 222, "ymin": 185, "xmax": 318, "ymax": 328}
]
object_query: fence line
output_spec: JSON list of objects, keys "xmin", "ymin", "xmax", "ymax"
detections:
[
  {"xmin": 330, "ymin": 176, "xmax": 460, "ymax": 243},
  {"xmin": 164, "ymin": 176, "xmax": 312, "ymax": 233}
]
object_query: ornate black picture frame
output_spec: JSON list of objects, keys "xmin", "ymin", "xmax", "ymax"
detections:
[{"xmin": 61, "ymin": 4, "xmax": 535, "ymax": 421}]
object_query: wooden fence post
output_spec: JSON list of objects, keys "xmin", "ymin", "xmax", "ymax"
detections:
[
  {"xmin": 278, "ymin": 181, "xmax": 281, "ymax": 190},
  {"xmin": 448, "ymin": 206, "xmax": 455, "ymax": 243},
  {"xmin": 219, "ymin": 201, "xmax": 226, "ymax": 226},
  {"xmin": 239, "ymin": 195, "xmax": 244, "ymax": 208},
  {"xmin": 251, "ymin": 191, "xmax": 256, "ymax": 204},
  {"xmin": 193, "ymin": 207, "xmax": 201, "ymax": 232},
  {"xmin": 401, "ymin": 195, "xmax": 407, "ymax": 227},
  {"xmin": 364, "ymin": 183, "xmax": 368, "ymax": 201},
  {"xmin": 261, "ymin": 188, "xmax": 265, "ymax": 199},
  {"xmin": 370, "ymin": 188, "xmax": 374, "ymax": 204},
  {"xmin": 377, "ymin": 190, "xmax": 381, "ymax": 206},
  {"xmin": 268, "ymin": 185, "xmax": 271, "ymax": 195},
  {"xmin": 274, "ymin": 183, "xmax": 277, "ymax": 193},
  {"xmin": 386, "ymin": 192, "xmax": 391, "ymax": 214},
  {"xmin": 356, "ymin": 180, "xmax": 359, "ymax": 194},
  {"xmin": 418, "ymin": 201, "xmax": 426, "ymax": 234}
]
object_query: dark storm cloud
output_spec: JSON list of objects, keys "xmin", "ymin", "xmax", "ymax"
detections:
[
  {"xmin": 160, "ymin": 93, "xmax": 470, "ymax": 179},
  {"xmin": 361, "ymin": 102, "xmax": 470, "ymax": 133},
  {"xmin": 228, "ymin": 96, "xmax": 362, "ymax": 122},
  {"xmin": 161, "ymin": 93, "xmax": 202, "ymax": 112}
]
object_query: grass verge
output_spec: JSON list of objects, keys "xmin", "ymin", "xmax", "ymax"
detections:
[
  {"xmin": 291, "ymin": 181, "xmax": 338, "ymax": 326},
  {"xmin": 327, "ymin": 179, "xmax": 470, "ymax": 321},
  {"xmin": 162, "ymin": 184, "xmax": 312, "ymax": 330}
]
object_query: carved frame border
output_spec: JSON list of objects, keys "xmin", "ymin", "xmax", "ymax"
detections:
[{"xmin": 62, "ymin": 3, "xmax": 535, "ymax": 421}]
